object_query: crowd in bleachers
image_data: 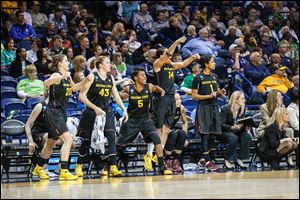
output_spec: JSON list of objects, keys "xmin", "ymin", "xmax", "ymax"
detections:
[{"xmin": 1, "ymin": 1, "xmax": 299, "ymax": 173}]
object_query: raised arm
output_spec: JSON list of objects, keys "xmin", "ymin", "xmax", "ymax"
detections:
[
  {"xmin": 172, "ymin": 54, "xmax": 200, "ymax": 70},
  {"xmin": 153, "ymin": 36, "xmax": 187, "ymax": 71},
  {"xmin": 70, "ymin": 73, "xmax": 93, "ymax": 92}
]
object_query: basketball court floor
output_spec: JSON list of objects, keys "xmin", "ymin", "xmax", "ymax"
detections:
[{"xmin": 1, "ymin": 170, "xmax": 299, "ymax": 199}]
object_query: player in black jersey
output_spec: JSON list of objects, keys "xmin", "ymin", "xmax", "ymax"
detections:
[
  {"xmin": 163, "ymin": 93, "xmax": 188, "ymax": 173},
  {"xmin": 32, "ymin": 54, "xmax": 91, "ymax": 180},
  {"xmin": 75, "ymin": 56, "xmax": 128, "ymax": 177},
  {"xmin": 117, "ymin": 67, "xmax": 173, "ymax": 175},
  {"xmin": 192, "ymin": 55, "xmax": 226, "ymax": 171},
  {"xmin": 146, "ymin": 36, "xmax": 200, "ymax": 170}
]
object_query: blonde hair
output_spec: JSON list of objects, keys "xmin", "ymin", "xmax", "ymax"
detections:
[
  {"xmin": 25, "ymin": 64, "xmax": 37, "ymax": 77},
  {"xmin": 112, "ymin": 22, "xmax": 125, "ymax": 38},
  {"xmin": 112, "ymin": 52, "xmax": 122, "ymax": 65},
  {"xmin": 94, "ymin": 56, "xmax": 109, "ymax": 69},
  {"xmin": 229, "ymin": 91, "xmax": 245, "ymax": 117},
  {"xmin": 72, "ymin": 55, "xmax": 86, "ymax": 72},
  {"xmin": 266, "ymin": 89, "xmax": 281, "ymax": 117},
  {"xmin": 266, "ymin": 107, "xmax": 288, "ymax": 128}
]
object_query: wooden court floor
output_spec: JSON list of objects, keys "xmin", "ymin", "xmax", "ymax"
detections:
[{"xmin": 1, "ymin": 170, "xmax": 299, "ymax": 199}]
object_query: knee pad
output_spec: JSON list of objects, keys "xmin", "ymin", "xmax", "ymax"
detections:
[{"xmin": 149, "ymin": 133, "xmax": 161, "ymax": 145}]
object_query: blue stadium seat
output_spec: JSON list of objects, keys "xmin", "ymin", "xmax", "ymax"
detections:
[
  {"xmin": 1, "ymin": 80, "xmax": 18, "ymax": 88},
  {"xmin": 182, "ymin": 99, "xmax": 198, "ymax": 112},
  {"xmin": 1, "ymin": 98, "xmax": 26, "ymax": 117},
  {"xmin": 19, "ymin": 40, "xmax": 32, "ymax": 50},
  {"xmin": 1, "ymin": 70, "xmax": 9, "ymax": 76},
  {"xmin": 12, "ymin": 114, "xmax": 30, "ymax": 123},
  {"xmin": 17, "ymin": 75, "xmax": 27, "ymax": 82},
  {"xmin": 1, "ymin": 91, "xmax": 18, "ymax": 99},
  {"xmin": 1, "ymin": 86, "xmax": 16, "ymax": 92}
]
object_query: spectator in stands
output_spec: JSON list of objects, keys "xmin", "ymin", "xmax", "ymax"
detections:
[
  {"xmin": 123, "ymin": 30, "xmax": 141, "ymax": 54},
  {"xmin": 181, "ymin": 5, "xmax": 191, "ymax": 25},
  {"xmin": 26, "ymin": 39, "xmax": 39, "ymax": 64},
  {"xmin": 224, "ymin": 26, "xmax": 239, "ymax": 50},
  {"xmin": 257, "ymin": 107, "xmax": 299, "ymax": 170},
  {"xmin": 62, "ymin": 47, "xmax": 74, "ymax": 71},
  {"xmin": 278, "ymin": 42, "xmax": 294, "ymax": 72},
  {"xmin": 278, "ymin": 25, "xmax": 299, "ymax": 44},
  {"xmin": 86, "ymin": 45, "xmax": 102, "ymax": 71},
  {"xmin": 244, "ymin": 32, "xmax": 258, "ymax": 53},
  {"xmin": 292, "ymin": 75, "xmax": 299, "ymax": 89},
  {"xmin": 73, "ymin": 8, "xmax": 94, "ymax": 27},
  {"xmin": 266, "ymin": 19, "xmax": 279, "ymax": 42},
  {"xmin": 16, "ymin": 64, "xmax": 45, "ymax": 100},
  {"xmin": 140, "ymin": 48, "xmax": 157, "ymax": 84},
  {"xmin": 111, "ymin": 22, "xmax": 127, "ymax": 46},
  {"xmin": 41, "ymin": 21, "xmax": 57, "ymax": 48},
  {"xmin": 208, "ymin": 17, "xmax": 224, "ymax": 45},
  {"xmin": 132, "ymin": 2, "xmax": 153, "ymax": 31},
  {"xmin": 117, "ymin": 1, "xmax": 139, "ymax": 25},
  {"xmin": 87, "ymin": 22, "xmax": 100, "ymax": 49},
  {"xmin": 77, "ymin": 19, "xmax": 88, "ymax": 34},
  {"xmin": 174, "ymin": 13, "xmax": 187, "ymax": 34},
  {"xmin": 66, "ymin": 4, "xmax": 80, "ymax": 24},
  {"xmin": 192, "ymin": 55, "xmax": 226, "ymax": 170},
  {"xmin": 34, "ymin": 48, "xmax": 52, "ymax": 75},
  {"xmin": 244, "ymin": 52, "xmax": 270, "ymax": 86},
  {"xmin": 181, "ymin": 28, "xmax": 218, "ymax": 58},
  {"xmin": 73, "ymin": 33, "xmax": 93, "ymax": 59},
  {"xmin": 257, "ymin": 65, "xmax": 294, "ymax": 96},
  {"xmin": 258, "ymin": 32, "xmax": 277, "ymax": 58},
  {"xmin": 71, "ymin": 55, "xmax": 89, "ymax": 81},
  {"xmin": 151, "ymin": 11, "xmax": 169, "ymax": 33},
  {"xmin": 172, "ymin": 53, "xmax": 190, "ymax": 84},
  {"xmin": 219, "ymin": 91, "xmax": 252, "ymax": 169},
  {"xmin": 180, "ymin": 62, "xmax": 201, "ymax": 95},
  {"xmin": 234, "ymin": 38, "xmax": 250, "ymax": 58},
  {"xmin": 112, "ymin": 52, "xmax": 127, "ymax": 76},
  {"xmin": 226, "ymin": 44, "xmax": 249, "ymax": 73},
  {"xmin": 1, "ymin": 38, "xmax": 16, "ymax": 68},
  {"xmin": 30, "ymin": 1, "xmax": 48, "ymax": 33},
  {"xmin": 211, "ymin": 9, "xmax": 226, "ymax": 34},
  {"xmin": 9, "ymin": 11, "xmax": 37, "ymax": 43},
  {"xmin": 49, "ymin": 5, "xmax": 67, "ymax": 32},
  {"xmin": 53, "ymin": 28, "xmax": 72, "ymax": 49},
  {"xmin": 48, "ymin": 35, "xmax": 64, "ymax": 59},
  {"xmin": 16, "ymin": 1, "xmax": 32, "ymax": 26},
  {"xmin": 287, "ymin": 88, "xmax": 299, "ymax": 167},
  {"xmin": 103, "ymin": 36, "xmax": 118, "ymax": 59},
  {"xmin": 9, "ymin": 47, "xmax": 31, "ymax": 78},
  {"xmin": 132, "ymin": 41, "xmax": 151, "ymax": 65},
  {"xmin": 282, "ymin": 32, "xmax": 299, "ymax": 60},
  {"xmin": 118, "ymin": 42, "xmax": 133, "ymax": 65},
  {"xmin": 159, "ymin": 16, "xmax": 184, "ymax": 46},
  {"xmin": 185, "ymin": 25, "xmax": 197, "ymax": 42}
]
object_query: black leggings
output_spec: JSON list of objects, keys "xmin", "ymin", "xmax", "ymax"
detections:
[{"xmin": 164, "ymin": 130, "xmax": 187, "ymax": 152}]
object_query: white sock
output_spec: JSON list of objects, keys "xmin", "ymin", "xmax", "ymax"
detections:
[{"xmin": 147, "ymin": 143, "xmax": 154, "ymax": 155}]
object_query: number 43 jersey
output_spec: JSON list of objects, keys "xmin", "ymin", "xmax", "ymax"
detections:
[
  {"xmin": 87, "ymin": 72, "xmax": 113, "ymax": 110},
  {"xmin": 127, "ymin": 84, "xmax": 151, "ymax": 118}
]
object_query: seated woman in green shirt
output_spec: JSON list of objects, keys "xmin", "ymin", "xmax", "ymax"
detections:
[
  {"xmin": 1, "ymin": 38, "xmax": 16, "ymax": 68},
  {"xmin": 17, "ymin": 64, "xmax": 45, "ymax": 100},
  {"xmin": 180, "ymin": 62, "xmax": 201, "ymax": 94}
]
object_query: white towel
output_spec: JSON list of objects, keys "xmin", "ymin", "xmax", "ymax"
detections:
[{"xmin": 91, "ymin": 115, "xmax": 107, "ymax": 154}]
